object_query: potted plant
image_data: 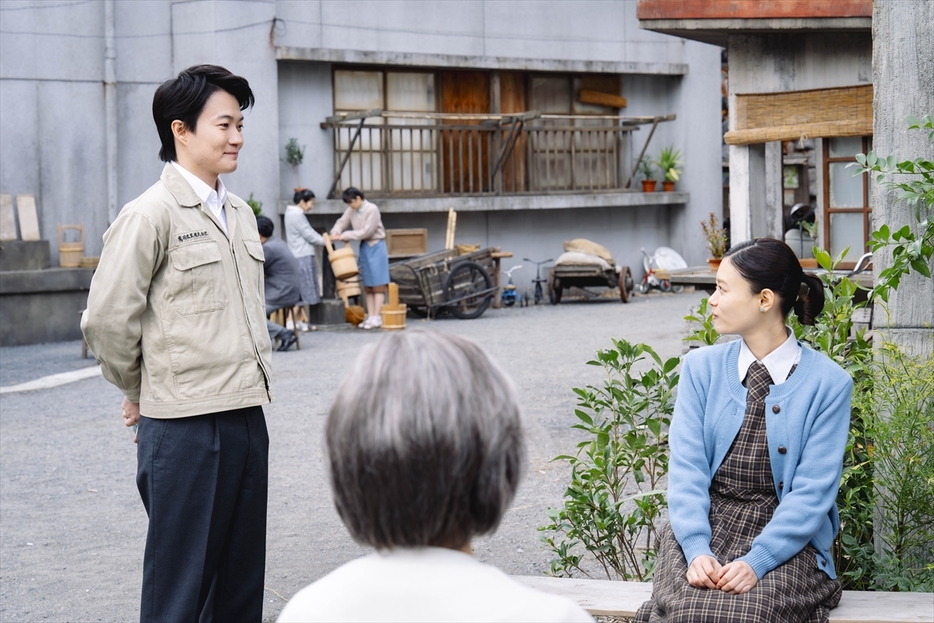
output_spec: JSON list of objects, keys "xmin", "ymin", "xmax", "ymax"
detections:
[
  {"xmin": 638, "ymin": 156, "xmax": 657, "ymax": 192},
  {"xmin": 284, "ymin": 137, "xmax": 305, "ymax": 166},
  {"xmin": 655, "ymin": 146, "xmax": 683, "ymax": 191},
  {"xmin": 701, "ymin": 212, "xmax": 727, "ymax": 271}
]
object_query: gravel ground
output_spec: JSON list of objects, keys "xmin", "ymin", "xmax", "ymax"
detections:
[{"xmin": 0, "ymin": 289, "xmax": 704, "ymax": 622}]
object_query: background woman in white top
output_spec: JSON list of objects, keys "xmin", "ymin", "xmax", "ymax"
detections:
[
  {"xmin": 277, "ymin": 330, "xmax": 594, "ymax": 623},
  {"xmin": 284, "ymin": 188, "xmax": 324, "ymax": 329}
]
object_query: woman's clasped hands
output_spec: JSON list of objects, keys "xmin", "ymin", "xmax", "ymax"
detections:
[{"xmin": 686, "ymin": 555, "xmax": 758, "ymax": 595}]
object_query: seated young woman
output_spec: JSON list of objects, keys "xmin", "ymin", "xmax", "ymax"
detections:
[
  {"xmin": 277, "ymin": 329, "xmax": 593, "ymax": 623},
  {"xmin": 637, "ymin": 237, "xmax": 852, "ymax": 623}
]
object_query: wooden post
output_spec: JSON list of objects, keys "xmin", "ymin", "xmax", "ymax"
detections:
[{"xmin": 445, "ymin": 208, "xmax": 457, "ymax": 250}]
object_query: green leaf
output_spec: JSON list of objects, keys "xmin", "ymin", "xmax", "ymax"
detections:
[
  {"xmin": 814, "ymin": 247, "xmax": 833, "ymax": 271},
  {"xmin": 574, "ymin": 409, "xmax": 594, "ymax": 425},
  {"xmin": 910, "ymin": 258, "xmax": 932, "ymax": 277}
]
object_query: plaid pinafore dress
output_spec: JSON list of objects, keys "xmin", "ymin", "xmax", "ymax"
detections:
[{"xmin": 637, "ymin": 362, "xmax": 842, "ymax": 623}]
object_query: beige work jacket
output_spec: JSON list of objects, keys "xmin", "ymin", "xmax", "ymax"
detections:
[{"xmin": 81, "ymin": 164, "xmax": 273, "ymax": 418}]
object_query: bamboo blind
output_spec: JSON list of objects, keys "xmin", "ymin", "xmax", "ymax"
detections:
[{"xmin": 724, "ymin": 84, "xmax": 873, "ymax": 145}]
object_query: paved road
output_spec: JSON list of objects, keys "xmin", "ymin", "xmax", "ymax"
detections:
[{"xmin": 0, "ymin": 289, "xmax": 704, "ymax": 622}]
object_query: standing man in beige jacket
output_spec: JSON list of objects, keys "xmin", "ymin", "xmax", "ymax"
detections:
[{"xmin": 81, "ymin": 65, "xmax": 272, "ymax": 623}]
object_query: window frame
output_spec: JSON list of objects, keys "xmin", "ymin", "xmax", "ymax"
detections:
[{"xmin": 822, "ymin": 136, "xmax": 872, "ymax": 268}]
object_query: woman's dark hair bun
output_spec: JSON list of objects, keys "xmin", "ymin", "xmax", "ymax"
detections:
[
  {"xmin": 293, "ymin": 187, "xmax": 315, "ymax": 204},
  {"xmin": 794, "ymin": 273, "xmax": 825, "ymax": 326}
]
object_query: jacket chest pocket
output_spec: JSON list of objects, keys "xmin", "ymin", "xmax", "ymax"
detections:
[
  {"xmin": 170, "ymin": 242, "xmax": 228, "ymax": 315},
  {"xmin": 241, "ymin": 238, "xmax": 266, "ymax": 299}
]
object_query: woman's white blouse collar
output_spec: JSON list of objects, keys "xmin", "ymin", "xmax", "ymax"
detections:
[{"xmin": 738, "ymin": 327, "xmax": 802, "ymax": 385}]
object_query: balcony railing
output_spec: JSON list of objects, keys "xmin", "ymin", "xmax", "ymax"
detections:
[{"xmin": 321, "ymin": 111, "xmax": 674, "ymax": 199}]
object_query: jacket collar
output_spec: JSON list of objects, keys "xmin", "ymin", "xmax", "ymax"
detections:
[
  {"xmin": 160, "ymin": 163, "xmax": 244, "ymax": 239},
  {"xmin": 160, "ymin": 163, "xmax": 203, "ymax": 209}
]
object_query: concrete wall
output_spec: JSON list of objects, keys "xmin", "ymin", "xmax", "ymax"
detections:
[
  {"xmin": 0, "ymin": 269, "xmax": 93, "ymax": 346},
  {"xmin": 277, "ymin": 61, "xmax": 334, "ymax": 202},
  {"xmin": 275, "ymin": 0, "xmax": 687, "ymax": 67},
  {"xmin": 0, "ymin": 0, "xmax": 110, "ymax": 264},
  {"xmin": 0, "ymin": 0, "xmax": 281, "ymax": 263},
  {"xmin": 170, "ymin": 0, "xmax": 281, "ymax": 222},
  {"xmin": 0, "ymin": 0, "xmax": 721, "ymax": 274}
]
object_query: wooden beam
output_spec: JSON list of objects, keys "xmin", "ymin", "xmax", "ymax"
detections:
[
  {"xmin": 636, "ymin": 0, "xmax": 872, "ymax": 20},
  {"xmin": 578, "ymin": 89, "xmax": 628, "ymax": 109}
]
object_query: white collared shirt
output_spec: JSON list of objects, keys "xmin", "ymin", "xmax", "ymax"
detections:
[
  {"xmin": 171, "ymin": 161, "xmax": 228, "ymax": 234},
  {"xmin": 738, "ymin": 327, "xmax": 802, "ymax": 385}
]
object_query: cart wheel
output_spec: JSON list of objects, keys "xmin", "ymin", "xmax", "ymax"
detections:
[
  {"xmin": 671, "ymin": 284, "xmax": 685, "ymax": 294},
  {"xmin": 443, "ymin": 261, "xmax": 493, "ymax": 319},
  {"xmin": 620, "ymin": 267, "xmax": 633, "ymax": 303},
  {"xmin": 409, "ymin": 306, "xmax": 429, "ymax": 318},
  {"xmin": 549, "ymin": 278, "xmax": 562, "ymax": 305},
  {"xmin": 660, "ymin": 279, "xmax": 673, "ymax": 293}
]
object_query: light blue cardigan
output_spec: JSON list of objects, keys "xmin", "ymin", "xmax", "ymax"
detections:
[{"xmin": 668, "ymin": 340, "xmax": 852, "ymax": 580}]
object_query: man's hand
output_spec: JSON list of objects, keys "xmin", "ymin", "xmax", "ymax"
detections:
[
  {"xmin": 122, "ymin": 397, "xmax": 140, "ymax": 444},
  {"xmin": 686, "ymin": 555, "xmax": 722, "ymax": 589},
  {"xmin": 716, "ymin": 560, "xmax": 758, "ymax": 594}
]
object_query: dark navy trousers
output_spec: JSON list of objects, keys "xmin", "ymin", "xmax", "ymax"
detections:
[{"xmin": 136, "ymin": 406, "xmax": 268, "ymax": 623}]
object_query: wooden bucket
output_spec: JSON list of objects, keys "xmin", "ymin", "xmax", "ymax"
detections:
[
  {"xmin": 381, "ymin": 303, "xmax": 407, "ymax": 330},
  {"xmin": 58, "ymin": 224, "xmax": 84, "ymax": 268},
  {"xmin": 324, "ymin": 234, "xmax": 359, "ymax": 280},
  {"xmin": 336, "ymin": 276, "xmax": 362, "ymax": 301}
]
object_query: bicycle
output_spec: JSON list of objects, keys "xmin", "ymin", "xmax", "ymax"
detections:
[
  {"xmin": 500, "ymin": 265, "xmax": 523, "ymax": 307},
  {"xmin": 523, "ymin": 258, "xmax": 553, "ymax": 305},
  {"xmin": 639, "ymin": 247, "xmax": 684, "ymax": 294}
]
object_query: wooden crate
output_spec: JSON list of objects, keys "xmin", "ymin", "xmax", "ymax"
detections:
[{"xmin": 386, "ymin": 228, "xmax": 428, "ymax": 259}]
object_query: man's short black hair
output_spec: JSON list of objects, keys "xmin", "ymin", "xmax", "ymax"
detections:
[
  {"xmin": 255, "ymin": 215, "xmax": 274, "ymax": 238},
  {"xmin": 152, "ymin": 64, "xmax": 255, "ymax": 163},
  {"xmin": 342, "ymin": 187, "xmax": 365, "ymax": 203}
]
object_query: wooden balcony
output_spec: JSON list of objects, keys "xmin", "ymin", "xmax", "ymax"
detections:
[{"xmin": 321, "ymin": 111, "xmax": 674, "ymax": 200}]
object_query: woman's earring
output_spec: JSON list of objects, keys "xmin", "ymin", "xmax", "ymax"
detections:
[{"xmin": 759, "ymin": 306, "xmax": 766, "ymax": 313}]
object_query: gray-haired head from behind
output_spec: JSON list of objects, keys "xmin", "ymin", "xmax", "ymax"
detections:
[{"xmin": 326, "ymin": 329, "xmax": 525, "ymax": 550}]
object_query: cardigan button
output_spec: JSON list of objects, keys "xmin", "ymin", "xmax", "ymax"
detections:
[
  {"xmin": 778, "ymin": 446, "xmax": 787, "ymax": 454},
  {"xmin": 778, "ymin": 481, "xmax": 784, "ymax": 489},
  {"xmin": 772, "ymin": 405, "xmax": 781, "ymax": 414}
]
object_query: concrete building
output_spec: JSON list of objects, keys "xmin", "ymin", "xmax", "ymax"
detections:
[{"xmin": 0, "ymin": 0, "xmax": 723, "ymax": 344}]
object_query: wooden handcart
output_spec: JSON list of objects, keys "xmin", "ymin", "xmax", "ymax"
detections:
[
  {"xmin": 389, "ymin": 247, "xmax": 498, "ymax": 319},
  {"xmin": 548, "ymin": 263, "xmax": 635, "ymax": 304}
]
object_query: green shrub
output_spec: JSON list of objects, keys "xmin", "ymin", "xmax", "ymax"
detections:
[
  {"xmin": 246, "ymin": 193, "xmax": 263, "ymax": 216},
  {"xmin": 284, "ymin": 137, "xmax": 305, "ymax": 166},
  {"xmin": 539, "ymin": 341, "xmax": 678, "ymax": 581},
  {"xmin": 869, "ymin": 343, "xmax": 934, "ymax": 592}
]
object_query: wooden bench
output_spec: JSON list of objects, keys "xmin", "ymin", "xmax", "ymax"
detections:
[{"xmin": 513, "ymin": 576, "xmax": 934, "ymax": 622}]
